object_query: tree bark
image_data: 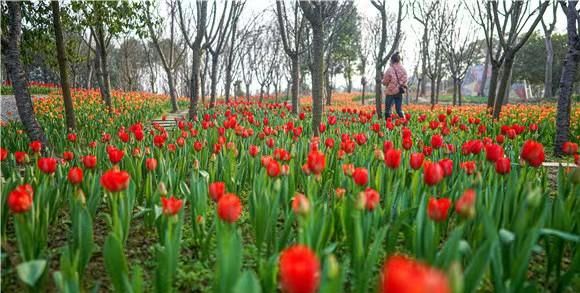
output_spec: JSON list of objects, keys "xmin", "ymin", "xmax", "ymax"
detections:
[
  {"xmin": 374, "ymin": 66, "xmax": 383, "ymax": 118},
  {"xmin": 51, "ymin": 1, "xmax": 76, "ymax": 130},
  {"xmin": 544, "ymin": 34, "xmax": 554, "ymax": 98},
  {"xmin": 3, "ymin": 2, "xmax": 48, "ymax": 147},
  {"xmin": 95, "ymin": 26, "xmax": 113, "ymax": 113},
  {"xmin": 245, "ymin": 83, "xmax": 250, "ymax": 102},
  {"xmin": 493, "ymin": 55, "xmax": 514, "ymax": 119},
  {"xmin": 209, "ymin": 53, "xmax": 219, "ymax": 107},
  {"xmin": 311, "ymin": 24, "xmax": 324, "ymax": 136},
  {"xmin": 458, "ymin": 79, "xmax": 463, "ymax": 106},
  {"xmin": 291, "ymin": 56, "xmax": 300, "ymax": 114},
  {"xmin": 452, "ymin": 78, "xmax": 457, "ymax": 106},
  {"xmin": 487, "ymin": 62, "xmax": 500, "ymax": 110},
  {"xmin": 554, "ymin": 2, "xmax": 579, "ymax": 156}
]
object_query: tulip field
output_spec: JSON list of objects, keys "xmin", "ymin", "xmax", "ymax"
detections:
[{"xmin": 1, "ymin": 90, "xmax": 580, "ymax": 292}]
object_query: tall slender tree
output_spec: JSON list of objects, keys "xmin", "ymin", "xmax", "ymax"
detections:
[
  {"xmin": 299, "ymin": 1, "xmax": 341, "ymax": 136},
  {"xmin": 490, "ymin": 0, "xmax": 549, "ymax": 118},
  {"xmin": 371, "ymin": 0, "xmax": 403, "ymax": 118},
  {"xmin": 177, "ymin": 0, "xmax": 207, "ymax": 120},
  {"xmin": 51, "ymin": 1, "xmax": 76, "ymax": 130},
  {"xmin": 554, "ymin": 1, "xmax": 579, "ymax": 156},
  {"xmin": 541, "ymin": 2, "xmax": 558, "ymax": 99},
  {"xmin": 2, "ymin": 2, "xmax": 48, "ymax": 147},
  {"xmin": 276, "ymin": 1, "xmax": 306, "ymax": 114}
]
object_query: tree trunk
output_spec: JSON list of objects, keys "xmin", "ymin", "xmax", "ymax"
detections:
[
  {"xmin": 458, "ymin": 79, "xmax": 463, "ymax": 106},
  {"xmin": 503, "ymin": 65, "xmax": 513, "ymax": 105},
  {"xmin": 189, "ymin": 43, "xmax": 202, "ymax": 120},
  {"xmin": 209, "ymin": 54, "xmax": 218, "ymax": 108},
  {"xmin": 487, "ymin": 62, "xmax": 500, "ymax": 110},
  {"xmin": 225, "ymin": 68, "xmax": 232, "ymax": 104},
  {"xmin": 85, "ymin": 31, "xmax": 93, "ymax": 89},
  {"xmin": 167, "ymin": 71, "xmax": 178, "ymax": 112},
  {"xmin": 3, "ymin": 2, "xmax": 48, "ymax": 147},
  {"xmin": 361, "ymin": 84, "xmax": 366, "ymax": 105},
  {"xmin": 478, "ymin": 51, "xmax": 490, "ymax": 97},
  {"xmin": 325, "ymin": 71, "xmax": 332, "ymax": 106},
  {"xmin": 259, "ymin": 85, "xmax": 264, "ymax": 103},
  {"xmin": 374, "ymin": 66, "xmax": 383, "ymax": 118},
  {"xmin": 291, "ymin": 56, "xmax": 300, "ymax": 114},
  {"xmin": 493, "ymin": 55, "xmax": 514, "ymax": 119},
  {"xmin": 311, "ymin": 24, "xmax": 324, "ymax": 136},
  {"xmin": 543, "ymin": 34, "xmax": 554, "ymax": 99},
  {"xmin": 51, "ymin": 1, "xmax": 76, "ymax": 130},
  {"xmin": 430, "ymin": 78, "xmax": 436, "ymax": 106},
  {"xmin": 415, "ymin": 77, "xmax": 421, "ymax": 103},
  {"xmin": 245, "ymin": 83, "xmax": 250, "ymax": 102},
  {"xmin": 554, "ymin": 3, "xmax": 579, "ymax": 156},
  {"xmin": 452, "ymin": 78, "xmax": 457, "ymax": 106},
  {"xmin": 96, "ymin": 26, "xmax": 112, "ymax": 113}
]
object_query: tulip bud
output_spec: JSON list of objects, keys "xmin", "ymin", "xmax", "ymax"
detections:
[
  {"xmin": 76, "ymin": 189, "xmax": 86, "ymax": 205},
  {"xmin": 158, "ymin": 182, "xmax": 168, "ymax": 196},
  {"xmin": 374, "ymin": 149, "xmax": 384, "ymax": 161},
  {"xmin": 335, "ymin": 188, "xmax": 346, "ymax": 199},
  {"xmin": 273, "ymin": 178, "xmax": 282, "ymax": 193},
  {"xmin": 292, "ymin": 193, "xmax": 310, "ymax": 216},
  {"xmin": 356, "ymin": 192, "xmax": 367, "ymax": 210},
  {"xmin": 526, "ymin": 187, "xmax": 542, "ymax": 208},
  {"xmin": 193, "ymin": 159, "xmax": 200, "ymax": 170},
  {"xmin": 571, "ymin": 167, "xmax": 580, "ymax": 185},
  {"xmin": 326, "ymin": 254, "xmax": 340, "ymax": 279},
  {"xmin": 448, "ymin": 261, "xmax": 464, "ymax": 293}
]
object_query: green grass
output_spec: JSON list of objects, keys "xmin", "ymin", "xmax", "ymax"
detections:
[{"xmin": 0, "ymin": 85, "xmax": 54, "ymax": 96}]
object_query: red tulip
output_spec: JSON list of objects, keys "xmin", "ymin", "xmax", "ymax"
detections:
[
  {"xmin": 485, "ymin": 144, "xmax": 504, "ymax": 162},
  {"xmin": 67, "ymin": 133, "xmax": 77, "ymax": 143},
  {"xmin": 495, "ymin": 157, "xmax": 511, "ymax": 174},
  {"xmin": 249, "ymin": 144, "xmax": 260, "ymax": 157},
  {"xmin": 15, "ymin": 151, "xmax": 29, "ymax": 164},
  {"xmin": 427, "ymin": 197, "xmax": 452, "ymax": 222},
  {"xmin": 424, "ymin": 162, "xmax": 444, "ymax": 186},
  {"xmin": 380, "ymin": 255, "xmax": 450, "ymax": 293},
  {"xmin": 145, "ymin": 158, "xmax": 157, "ymax": 171},
  {"xmin": 82, "ymin": 155, "xmax": 97, "ymax": 169},
  {"xmin": 279, "ymin": 245, "xmax": 320, "ymax": 293},
  {"xmin": 29, "ymin": 140, "xmax": 42, "ymax": 153},
  {"xmin": 292, "ymin": 193, "xmax": 310, "ymax": 216},
  {"xmin": 217, "ymin": 193, "xmax": 242, "ymax": 223},
  {"xmin": 562, "ymin": 142, "xmax": 578, "ymax": 155},
  {"xmin": 209, "ymin": 182, "xmax": 226, "ymax": 202},
  {"xmin": 325, "ymin": 138, "xmax": 335, "ymax": 148},
  {"xmin": 438, "ymin": 158, "xmax": 453, "ymax": 177},
  {"xmin": 456, "ymin": 189, "xmax": 476, "ymax": 219},
  {"xmin": 306, "ymin": 150, "xmax": 326, "ymax": 175},
  {"xmin": 161, "ymin": 196, "xmax": 183, "ymax": 216},
  {"xmin": 352, "ymin": 167, "xmax": 369, "ymax": 186},
  {"xmin": 431, "ymin": 134, "xmax": 444, "ymax": 149},
  {"xmin": 108, "ymin": 148, "xmax": 124, "ymax": 164},
  {"xmin": 62, "ymin": 151, "xmax": 74, "ymax": 162},
  {"xmin": 460, "ymin": 161, "xmax": 476, "ymax": 175},
  {"xmin": 361, "ymin": 187, "xmax": 380, "ymax": 211},
  {"xmin": 38, "ymin": 157, "xmax": 57, "ymax": 174},
  {"xmin": 266, "ymin": 159, "xmax": 281, "ymax": 177},
  {"xmin": 154, "ymin": 135, "xmax": 166, "ymax": 148},
  {"xmin": 520, "ymin": 140, "xmax": 545, "ymax": 167},
  {"xmin": 0, "ymin": 147, "xmax": 8, "ymax": 161},
  {"xmin": 67, "ymin": 167, "xmax": 83, "ymax": 185},
  {"xmin": 342, "ymin": 164, "xmax": 355, "ymax": 176},
  {"xmin": 385, "ymin": 149, "xmax": 402, "ymax": 169},
  {"xmin": 409, "ymin": 153, "xmax": 424, "ymax": 170},
  {"xmin": 100, "ymin": 169, "xmax": 130, "ymax": 192},
  {"xmin": 7, "ymin": 184, "xmax": 34, "ymax": 213}
]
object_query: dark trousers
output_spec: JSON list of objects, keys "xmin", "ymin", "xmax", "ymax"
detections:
[{"xmin": 385, "ymin": 93, "xmax": 404, "ymax": 118}]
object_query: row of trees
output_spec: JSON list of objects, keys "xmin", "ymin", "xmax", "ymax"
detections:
[{"xmin": 1, "ymin": 1, "xmax": 578, "ymax": 155}]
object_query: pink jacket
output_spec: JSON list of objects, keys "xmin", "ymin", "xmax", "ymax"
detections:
[{"xmin": 382, "ymin": 63, "xmax": 408, "ymax": 96}]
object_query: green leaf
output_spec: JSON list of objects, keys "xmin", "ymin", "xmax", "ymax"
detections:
[
  {"xmin": 540, "ymin": 228, "xmax": 580, "ymax": 243},
  {"xmin": 103, "ymin": 234, "xmax": 131, "ymax": 293},
  {"xmin": 463, "ymin": 240, "xmax": 494, "ymax": 293},
  {"xmin": 16, "ymin": 259, "xmax": 47, "ymax": 287},
  {"xmin": 233, "ymin": 271, "xmax": 262, "ymax": 293}
]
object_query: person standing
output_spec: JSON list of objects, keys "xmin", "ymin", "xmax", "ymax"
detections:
[{"xmin": 382, "ymin": 52, "xmax": 408, "ymax": 118}]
